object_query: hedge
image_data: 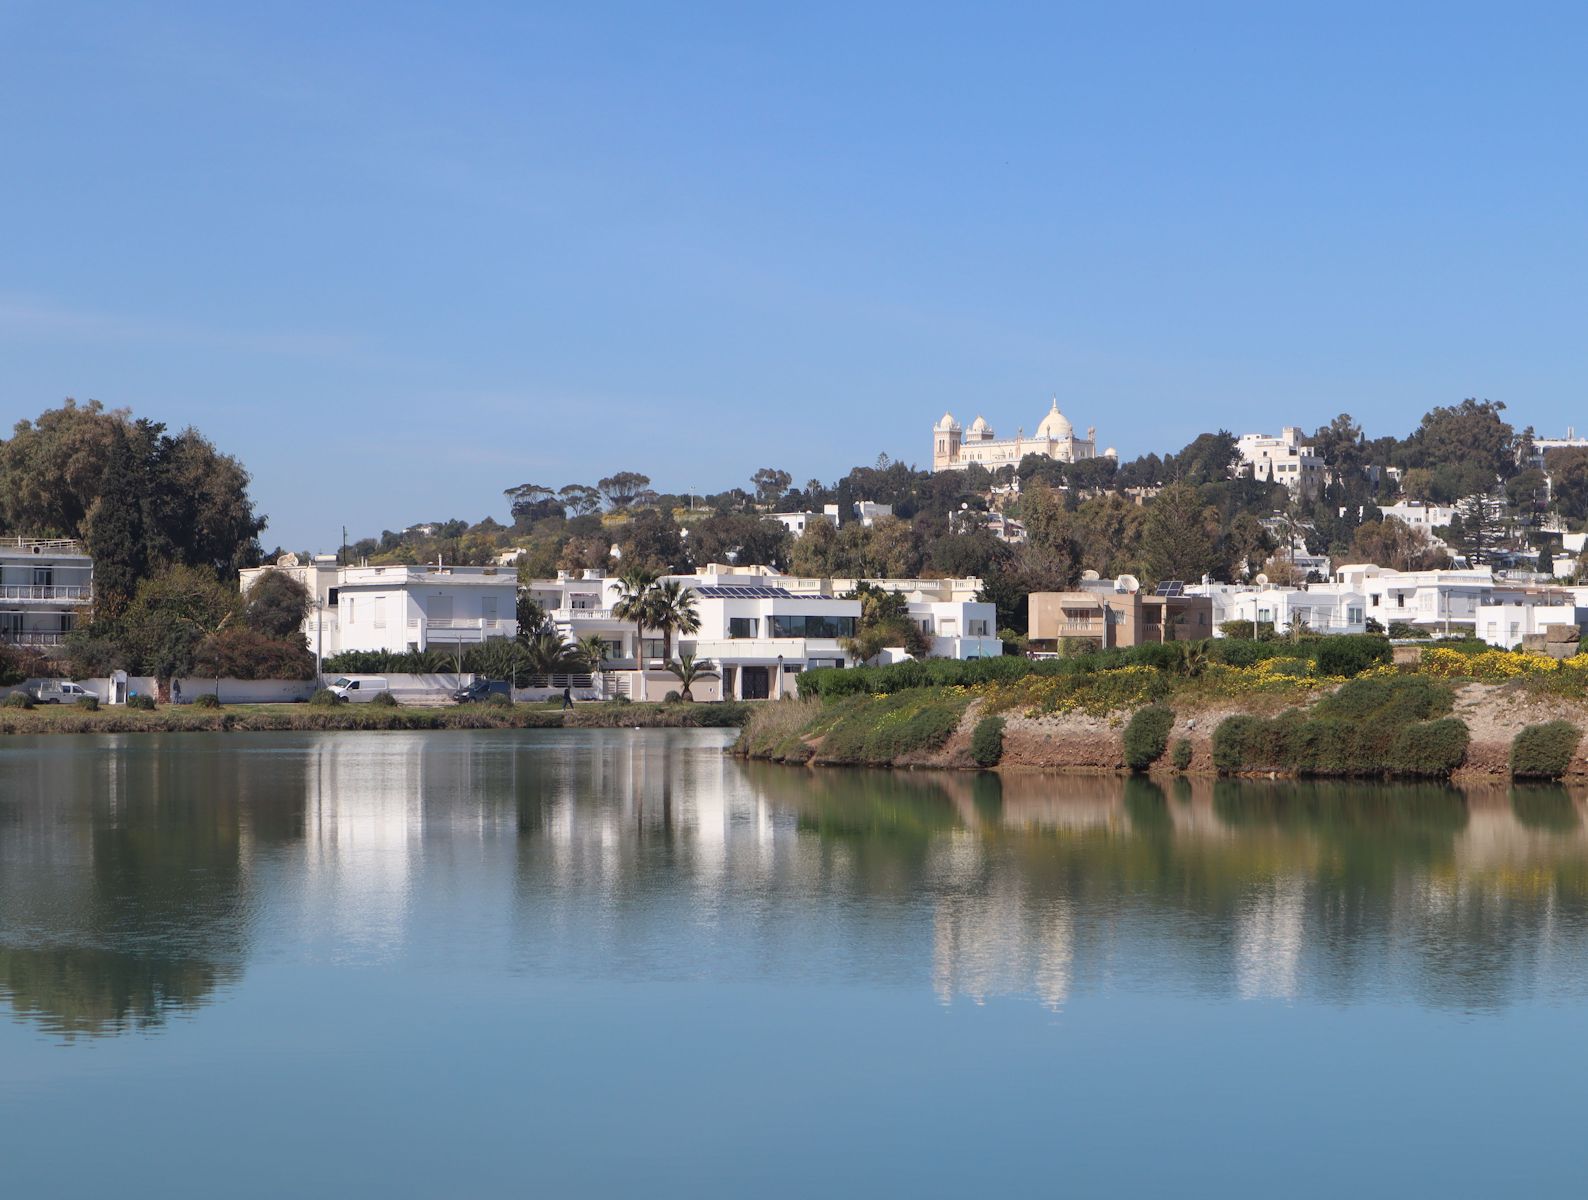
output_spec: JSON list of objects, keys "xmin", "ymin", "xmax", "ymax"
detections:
[
  {"xmin": 1511, "ymin": 721, "xmax": 1583, "ymax": 780},
  {"xmin": 970, "ymin": 715, "xmax": 1006, "ymax": 767},
  {"xmin": 1123, "ymin": 704, "xmax": 1175, "ymax": 771},
  {"xmin": 1211, "ymin": 676, "xmax": 1455, "ymax": 776},
  {"xmin": 1315, "ymin": 635, "xmax": 1393, "ymax": 679}
]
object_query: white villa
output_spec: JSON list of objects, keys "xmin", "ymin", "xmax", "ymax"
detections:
[
  {"xmin": 241, "ymin": 555, "xmax": 519, "ymax": 658},
  {"xmin": 0, "ymin": 537, "xmax": 93, "ymax": 649},
  {"xmin": 1235, "ymin": 428, "xmax": 1324, "ymax": 498},
  {"xmin": 526, "ymin": 564, "xmax": 1001, "ymax": 700},
  {"xmin": 932, "ymin": 400, "xmax": 1114, "ymax": 473}
]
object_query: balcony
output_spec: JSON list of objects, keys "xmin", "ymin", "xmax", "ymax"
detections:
[
  {"xmin": 0, "ymin": 630, "xmax": 68, "ymax": 647},
  {"xmin": 0, "ymin": 584, "xmax": 92, "ymax": 604}
]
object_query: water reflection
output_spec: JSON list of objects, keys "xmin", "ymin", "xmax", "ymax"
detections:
[{"xmin": 5, "ymin": 731, "xmax": 1588, "ymax": 1038}]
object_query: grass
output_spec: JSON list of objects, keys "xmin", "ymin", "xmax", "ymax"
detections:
[{"xmin": 0, "ymin": 700, "xmax": 751, "ymax": 735}]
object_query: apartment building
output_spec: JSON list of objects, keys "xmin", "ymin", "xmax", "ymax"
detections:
[{"xmin": 0, "ymin": 537, "xmax": 94, "ymax": 650}]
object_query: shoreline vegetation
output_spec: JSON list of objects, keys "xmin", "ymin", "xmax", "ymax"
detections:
[
  {"xmin": 0, "ymin": 699, "xmax": 751, "ymax": 736},
  {"xmin": 732, "ymin": 638, "xmax": 1588, "ymax": 783}
]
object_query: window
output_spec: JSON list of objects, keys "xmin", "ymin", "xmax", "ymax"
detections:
[
  {"xmin": 968, "ymin": 619, "xmax": 990, "ymax": 636},
  {"xmin": 769, "ymin": 614, "xmax": 856, "ymax": 639},
  {"xmin": 32, "ymin": 567, "xmax": 52, "ymax": 587},
  {"xmin": 642, "ymin": 638, "xmax": 667, "ymax": 660},
  {"xmin": 373, "ymin": 597, "xmax": 387, "ymax": 629},
  {"xmin": 917, "ymin": 618, "xmax": 934, "ymax": 634},
  {"xmin": 728, "ymin": 617, "xmax": 758, "ymax": 639},
  {"xmin": 1348, "ymin": 607, "xmax": 1363, "ymax": 624},
  {"xmin": 430, "ymin": 595, "xmax": 453, "ymax": 625},
  {"xmin": 482, "ymin": 596, "xmax": 498, "ymax": 622},
  {"xmin": 345, "ymin": 597, "xmax": 356, "ymax": 624}
]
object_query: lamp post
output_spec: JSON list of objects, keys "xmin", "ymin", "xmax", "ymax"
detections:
[{"xmin": 776, "ymin": 654, "xmax": 784, "ymax": 700}]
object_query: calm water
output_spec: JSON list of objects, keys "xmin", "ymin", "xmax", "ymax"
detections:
[{"xmin": 4, "ymin": 730, "xmax": 1588, "ymax": 1197}]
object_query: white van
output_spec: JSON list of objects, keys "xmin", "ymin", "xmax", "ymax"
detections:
[
  {"xmin": 28, "ymin": 680, "xmax": 98, "ymax": 704},
  {"xmin": 327, "ymin": 676, "xmax": 391, "ymax": 703}
]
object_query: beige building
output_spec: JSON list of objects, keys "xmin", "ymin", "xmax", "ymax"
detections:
[
  {"xmin": 932, "ymin": 399, "xmax": 1115, "ymax": 473},
  {"xmin": 1029, "ymin": 579, "xmax": 1213, "ymax": 650}
]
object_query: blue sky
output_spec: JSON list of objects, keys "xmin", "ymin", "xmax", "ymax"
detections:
[{"xmin": 3, "ymin": 2, "xmax": 1586, "ymax": 551}]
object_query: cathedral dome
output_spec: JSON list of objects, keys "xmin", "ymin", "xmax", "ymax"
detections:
[
  {"xmin": 968, "ymin": 415, "xmax": 989, "ymax": 433},
  {"xmin": 935, "ymin": 411, "xmax": 960, "ymax": 431},
  {"xmin": 1035, "ymin": 398, "xmax": 1073, "ymax": 442}
]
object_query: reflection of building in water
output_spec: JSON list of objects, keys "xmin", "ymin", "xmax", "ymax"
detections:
[
  {"xmin": 1235, "ymin": 876, "xmax": 1306, "ymax": 1000},
  {"xmin": 930, "ymin": 849, "xmax": 1074, "ymax": 1011}
]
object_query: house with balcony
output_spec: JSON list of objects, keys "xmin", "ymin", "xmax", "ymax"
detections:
[
  {"xmin": 0, "ymin": 537, "xmax": 94, "ymax": 650},
  {"xmin": 524, "ymin": 564, "xmax": 1000, "ymax": 699},
  {"xmin": 1027, "ymin": 577, "xmax": 1213, "ymax": 651},
  {"xmin": 240, "ymin": 557, "xmax": 518, "ymax": 656}
]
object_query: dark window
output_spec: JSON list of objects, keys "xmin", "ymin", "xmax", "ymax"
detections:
[
  {"xmin": 769, "ymin": 614, "xmax": 856, "ymax": 638},
  {"xmin": 728, "ymin": 617, "xmax": 757, "ymax": 639}
]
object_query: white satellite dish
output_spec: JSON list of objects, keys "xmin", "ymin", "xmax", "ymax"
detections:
[
  {"xmin": 1081, "ymin": 569, "xmax": 1101, "ymax": 581},
  {"xmin": 1117, "ymin": 574, "xmax": 1141, "ymax": 594},
  {"xmin": 277, "ymin": 552, "xmax": 300, "ymax": 568},
  {"xmin": 1255, "ymin": 573, "xmax": 1270, "ymax": 586}
]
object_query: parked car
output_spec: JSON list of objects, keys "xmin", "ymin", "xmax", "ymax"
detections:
[
  {"xmin": 326, "ymin": 676, "xmax": 391, "ymax": 702},
  {"xmin": 28, "ymin": 680, "xmax": 98, "ymax": 704},
  {"xmin": 453, "ymin": 678, "xmax": 511, "ymax": 704}
]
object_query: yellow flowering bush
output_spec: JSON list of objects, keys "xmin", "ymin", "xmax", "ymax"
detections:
[{"xmin": 1421, "ymin": 646, "xmax": 1558, "ymax": 683}]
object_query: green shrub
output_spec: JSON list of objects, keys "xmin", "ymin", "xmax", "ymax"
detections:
[
  {"xmin": 192, "ymin": 693, "xmax": 222, "ymax": 709},
  {"xmin": 1123, "ymin": 704, "xmax": 1175, "ymax": 771},
  {"xmin": 663, "ymin": 690, "xmax": 682, "ymax": 704},
  {"xmin": 126, "ymin": 694, "xmax": 156, "ymax": 710},
  {"xmin": 2, "ymin": 691, "xmax": 34, "ymax": 710},
  {"xmin": 813, "ymin": 691, "xmax": 972, "ymax": 765},
  {"xmin": 1388, "ymin": 621, "xmax": 1430, "ymax": 639},
  {"xmin": 1389, "ymin": 719, "xmax": 1468, "ymax": 776},
  {"xmin": 1171, "ymin": 738, "xmax": 1193, "ymax": 771},
  {"xmin": 1511, "ymin": 721, "xmax": 1583, "ymax": 780},
  {"xmin": 1315, "ymin": 635, "xmax": 1392, "ymax": 678},
  {"xmin": 1312, "ymin": 675, "xmax": 1452, "ymax": 723},
  {"xmin": 368, "ymin": 691, "xmax": 399, "ymax": 708},
  {"xmin": 970, "ymin": 715, "xmax": 1006, "ymax": 767},
  {"xmin": 309, "ymin": 688, "xmax": 344, "ymax": 707},
  {"xmin": 75, "ymin": 695, "xmax": 99, "ymax": 712},
  {"xmin": 484, "ymin": 692, "xmax": 512, "ymax": 708}
]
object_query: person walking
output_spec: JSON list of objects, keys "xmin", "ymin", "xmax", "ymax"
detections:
[
  {"xmin": 172, "ymin": 679, "xmax": 183, "ymax": 705},
  {"xmin": 561, "ymin": 686, "xmax": 573, "ymax": 711}
]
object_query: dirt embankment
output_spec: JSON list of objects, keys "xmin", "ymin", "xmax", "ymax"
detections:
[{"xmin": 879, "ymin": 684, "xmax": 1588, "ymax": 779}]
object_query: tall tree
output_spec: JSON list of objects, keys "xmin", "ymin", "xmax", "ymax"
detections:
[
  {"xmin": 1141, "ymin": 483, "xmax": 1218, "ymax": 583},
  {"xmin": 598, "ymin": 471, "xmax": 652, "ymax": 510}
]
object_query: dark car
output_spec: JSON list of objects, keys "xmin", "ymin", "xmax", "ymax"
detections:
[{"xmin": 452, "ymin": 678, "xmax": 512, "ymax": 704}]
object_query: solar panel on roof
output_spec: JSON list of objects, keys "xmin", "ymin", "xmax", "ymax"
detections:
[
  {"xmin": 1154, "ymin": 580, "xmax": 1186, "ymax": 596},
  {"xmin": 695, "ymin": 585, "xmax": 796, "ymax": 599}
]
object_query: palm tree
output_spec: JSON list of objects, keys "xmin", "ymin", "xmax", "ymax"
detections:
[
  {"xmin": 576, "ymin": 633, "xmax": 609, "ymax": 676},
  {"xmin": 612, "ymin": 568, "xmax": 660, "ymax": 692},
  {"xmin": 652, "ymin": 579, "xmax": 701, "ymax": 662},
  {"xmin": 664, "ymin": 654, "xmax": 720, "ymax": 702},
  {"xmin": 522, "ymin": 629, "xmax": 583, "ymax": 680}
]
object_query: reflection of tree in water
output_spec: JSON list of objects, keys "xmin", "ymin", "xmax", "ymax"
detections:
[
  {"xmin": 1511, "ymin": 786, "xmax": 1581, "ymax": 834},
  {"xmin": 0, "ymin": 738, "xmax": 307, "ymax": 1038}
]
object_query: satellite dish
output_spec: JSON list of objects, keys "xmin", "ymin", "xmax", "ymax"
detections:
[
  {"xmin": 1117, "ymin": 574, "xmax": 1141, "ymax": 594},
  {"xmin": 1255, "ymin": 573, "xmax": 1270, "ymax": 586},
  {"xmin": 1081, "ymin": 569, "xmax": 1101, "ymax": 581},
  {"xmin": 277, "ymin": 552, "xmax": 300, "ymax": 568}
]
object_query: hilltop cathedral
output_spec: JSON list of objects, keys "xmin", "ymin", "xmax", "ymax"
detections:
[{"xmin": 931, "ymin": 399, "xmax": 1115, "ymax": 472}]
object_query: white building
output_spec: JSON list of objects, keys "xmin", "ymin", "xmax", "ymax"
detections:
[
  {"xmin": 763, "ymin": 506, "xmax": 839, "ymax": 538},
  {"xmin": 1225, "ymin": 586, "xmax": 1367, "ymax": 635},
  {"xmin": 1236, "ymin": 428, "xmax": 1324, "ymax": 497},
  {"xmin": 1376, "ymin": 501, "xmax": 1455, "ymax": 531},
  {"xmin": 527, "ymin": 564, "xmax": 1001, "ymax": 700},
  {"xmin": 932, "ymin": 400, "xmax": 1114, "ymax": 473},
  {"xmin": 0, "ymin": 537, "xmax": 94, "ymax": 650},
  {"xmin": 1333, "ymin": 563, "xmax": 1521, "ymax": 634},
  {"xmin": 1476, "ymin": 598, "xmax": 1588, "ymax": 650},
  {"xmin": 241, "ymin": 556, "xmax": 519, "ymax": 657}
]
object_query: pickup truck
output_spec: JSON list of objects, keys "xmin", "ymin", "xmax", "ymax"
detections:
[{"xmin": 29, "ymin": 680, "xmax": 98, "ymax": 704}]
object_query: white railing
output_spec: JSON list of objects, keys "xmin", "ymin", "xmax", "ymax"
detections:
[
  {"xmin": 0, "ymin": 630, "xmax": 68, "ymax": 646},
  {"xmin": 0, "ymin": 584, "xmax": 92, "ymax": 602},
  {"xmin": 0, "ymin": 537, "xmax": 85, "ymax": 555}
]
